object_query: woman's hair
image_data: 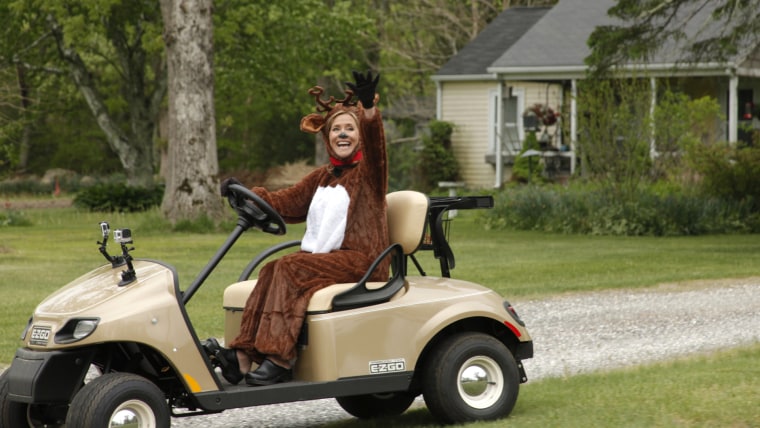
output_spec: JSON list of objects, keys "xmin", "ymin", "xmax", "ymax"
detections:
[{"xmin": 326, "ymin": 110, "xmax": 359, "ymax": 131}]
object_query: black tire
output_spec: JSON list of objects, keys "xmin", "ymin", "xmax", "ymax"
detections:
[
  {"xmin": 336, "ymin": 391, "xmax": 417, "ymax": 419},
  {"xmin": 65, "ymin": 373, "xmax": 169, "ymax": 428},
  {"xmin": 422, "ymin": 332, "xmax": 521, "ymax": 425}
]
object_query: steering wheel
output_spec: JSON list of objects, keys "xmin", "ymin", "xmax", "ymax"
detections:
[{"xmin": 226, "ymin": 183, "xmax": 287, "ymax": 235}]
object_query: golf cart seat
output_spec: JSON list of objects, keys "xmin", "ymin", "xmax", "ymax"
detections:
[
  {"xmin": 309, "ymin": 190, "xmax": 429, "ymax": 312},
  {"xmin": 223, "ymin": 191, "xmax": 428, "ymax": 328}
]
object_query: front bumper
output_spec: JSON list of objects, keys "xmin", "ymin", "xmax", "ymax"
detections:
[{"xmin": 6, "ymin": 347, "xmax": 95, "ymax": 404}]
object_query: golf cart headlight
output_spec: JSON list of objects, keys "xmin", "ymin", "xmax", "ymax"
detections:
[
  {"xmin": 73, "ymin": 319, "xmax": 99, "ymax": 339},
  {"xmin": 55, "ymin": 318, "xmax": 100, "ymax": 343}
]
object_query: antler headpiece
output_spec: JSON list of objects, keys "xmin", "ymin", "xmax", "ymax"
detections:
[{"xmin": 300, "ymin": 86, "xmax": 358, "ymax": 136}]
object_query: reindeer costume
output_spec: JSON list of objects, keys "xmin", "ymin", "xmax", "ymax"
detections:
[{"xmin": 225, "ymin": 72, "xmax": 389, "ymax": 385}]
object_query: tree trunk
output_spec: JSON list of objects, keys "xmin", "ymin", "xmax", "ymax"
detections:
[
  {"xmin": 15, "ymin": 64, "xmax": 31, "ymax": 175},
  {"xmin": 160, "ymin": 0, "xmax": 224, "ymax": 223}
]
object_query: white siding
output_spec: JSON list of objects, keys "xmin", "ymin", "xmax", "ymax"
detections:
[
  {"xmin": 440, "ymin": 81, "xmax": 499, "ymax": 188},
  {"xmin": 439, "ymin": 81, "xmax": 564, "ymax": 188}
]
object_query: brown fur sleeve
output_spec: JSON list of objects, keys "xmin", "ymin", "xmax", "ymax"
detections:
[
  {"xmin": 358, "ymin": 107, "xmax": 388, "ymax": 199},
  {"xmin": 251, "ymin": 168, "xmax": 327, "ymax": 224}
]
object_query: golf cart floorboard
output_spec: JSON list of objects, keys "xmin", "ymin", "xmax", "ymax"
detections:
[{"xmin": 193, "ymin": 371, "xmax": 413, "ymax": 411}]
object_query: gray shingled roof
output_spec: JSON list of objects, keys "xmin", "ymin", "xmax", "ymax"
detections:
[
  {"xmin": 488, "ymin": 0, "xmax": 615, "ymax": 73},
  {"xmin": 434, "ymin": 7, "xmax": 551, "ymax": 79},
  {"xmin": 488, "ymin": 0, "xmax": 756, "ymax": 78}
]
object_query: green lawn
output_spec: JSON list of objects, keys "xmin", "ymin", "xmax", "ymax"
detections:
[{"xmin": 1, "ymin": 203, "xmax": 759, "ymax": 426}]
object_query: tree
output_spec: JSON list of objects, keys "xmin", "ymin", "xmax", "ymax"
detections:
[
  {"xmin": 212, "ymin": 0, "xmax": 372, "ymax": 171},
  {"xmin": 0, "ymin": 4, "xmax": 52, "ymax": 176},
  {"xmin": 160, "ymin": 0, "xmax": 225, "ymax": 223},
  {"xmin": 576, "ymin": 78, "xmax": 653, "ymax": 200},
  {"xmin": 587, "ymin": 0, "xmax": 760, "ymax": 73},
  {"xmin": 5, "ymin": 0, "xmax": 166, "ymax": 187}
]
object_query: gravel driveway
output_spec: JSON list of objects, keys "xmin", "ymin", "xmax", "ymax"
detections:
[{"xmin": 172, "ymin": 277, "xmax": 760, "ymax": 427}]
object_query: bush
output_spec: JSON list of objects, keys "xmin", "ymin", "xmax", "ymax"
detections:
[
  {"xmin": 511, "ymin": 131, "xmax": 545, "ymax": 183},
  {"xmin": 481, "ymin": 184, "xmax": 759, "ymax": 236},
  {"xmin": 0, "ymin": 210, "xmax": 32, "ymax": 227},
  {"xmin": 687, "ymin": 142, "xmax": 760, "ymax": 207},
  {"xmin": 420, "ymin": 120, "xmax": 460, "ymax": 191},
  {"xmin": 74, "ymin": 183, "xmax": 164, "ymax": 212}
]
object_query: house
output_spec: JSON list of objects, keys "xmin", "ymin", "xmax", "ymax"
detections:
[{"xmin": 433, "ymin": 0, "xmax": 760, "ymax": 189}]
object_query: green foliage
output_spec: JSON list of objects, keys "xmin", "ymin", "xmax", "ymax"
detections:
[
  {"xmin": 0, "ymin": 115, "xmax": 21, "ymax": 176},
  {"xmin": 651, "ymin": 90, "xmax": 723, "ymax": 180},
  {"xmin": 511, "ymin": 131, "xmax": 545, "ymax": 183},
  {"xmin": 0, "ymin": 174, "xmax": 84, "ymax": 195},
  {"xmin": 687, "ymin": 142, "xmax": 760, "ymax": 206},
  {"xmin": 213, "ymin": 0, "xmax": 372, "ymax": 172},
  {"xmin": 576, "ymin": 77, "xmax": 654, "ymax": 200},
  {"xmin": 419, "ymin": 120, "xmax": 460, "ymax": 191},
  {"xmin": 0, "ymin": 209, "xmax": 32, "ymax": 227},
  {"xmin": 2, "ymin": 0, "xmax": 561, "ymax": 188},
  {"xmin": 376, "ymin": 117, "xmax": 425, "ymax": 192},
  {"xmin": 587, "ymin": 0, "xmax": 760, "ymax": 74},
  {"xmin": 6, "ymin": 0, "xmax": 165, "ymax": 186},
  {"xmin": 482, "ymin": 183, "xmax": 760, "ymax": 236},
  {"xmin": 74, "ymin": 183, "xmax": 164, "ymax": 213}
]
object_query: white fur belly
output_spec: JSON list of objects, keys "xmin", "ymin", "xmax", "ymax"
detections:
[{"xmin": 301, "ymin": 185, "xmax": 350, "ymax": 253}]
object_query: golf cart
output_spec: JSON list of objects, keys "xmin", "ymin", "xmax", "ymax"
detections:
[{"xmin": 0, "ymin": 185, "xmax": 533, "ymax": 427}]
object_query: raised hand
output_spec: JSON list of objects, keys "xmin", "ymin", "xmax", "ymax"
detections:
[{"xmin": 346, "ymin": 70, "xmax": 380, "ymax": 109}]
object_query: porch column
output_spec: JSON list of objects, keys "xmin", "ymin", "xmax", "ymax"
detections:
[
  {"xmin": 495, "ymin": 81, "xmax": 504, "ymax": 188},
  {"xmin": 435, "ymin": 81, "xmax": 443, "ymax": 120},
  {"xmin": 650, "ymin": 77, "xmax": 657, "ymax": 159},
  {"xmin": 729, "ymin": 75, "xmax": 738, "ymax": 143},
  {"xmin": 570, "ymin": 79, "xmax": 577, "ymax": 175}
]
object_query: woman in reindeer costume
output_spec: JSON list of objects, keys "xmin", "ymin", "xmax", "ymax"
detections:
[{"xmin": 206, "ymin": 70, "xmax": 389, "ymax": 386}]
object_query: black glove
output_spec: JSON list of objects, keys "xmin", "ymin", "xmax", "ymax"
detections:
[
  {"xmin": 220, "ymin": 177, "xmax": 243, "ymax": 197},
  {"xmin": 346, "ymin": 69, "xmax": 380, "ymax": 109}
]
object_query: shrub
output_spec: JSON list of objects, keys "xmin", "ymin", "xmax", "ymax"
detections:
[
  {"xmin": 0, "ymin": 210, "xmax": 32, "ymax": 227},
  {"xmin": 74, "ymin": 183, "xmax": 164, "ymax": 212},
  {"xmin": 481, "ymin": 184, "xmax": 759, "ymax": 236},
  {"xmin": 576, "ymin": 77, "xmax": 654, "ymax": 200},
  {"xmin": 0, "ymin": 179, "xmax": 49, "ymax": 195},
  {"xmin": 687, "ymin": 142, "xmax": 760, "ymax": 207},
  {"xmin": 511, "ymin": 131, "xmax": 545, "ymax": 183},
  {"xmin": 420, "ymin": 120, "xmax": 460, "ymax": 191}
]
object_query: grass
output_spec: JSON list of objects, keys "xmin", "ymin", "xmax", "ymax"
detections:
[
  {"xmin": 1, "ymin": 202, "xmax": 759, "ymax": 426},
  {"xmin": 448, "ymin": 212, "xmax": 760, "ymax": 299}
]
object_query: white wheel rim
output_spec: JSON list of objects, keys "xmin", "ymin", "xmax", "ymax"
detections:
[
  {"xmin": 109, "ymin": 399, "xmax": 157, "ymax": 428},
  {"xmin": 457, "ymin": 355, "xmax": 504, "ymax": 410}
]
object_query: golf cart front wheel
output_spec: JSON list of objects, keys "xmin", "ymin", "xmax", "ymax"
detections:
[
  {"xmin": 65, "ymin": 372, "xmax": 169, "ymax": 428},
  {"xmin": 422, "ymin": 332, "xmax": 520, "ymax": 424},
  {"xmin": 336, "ymin": 391, "xmax": 416, "ymax": 419}
]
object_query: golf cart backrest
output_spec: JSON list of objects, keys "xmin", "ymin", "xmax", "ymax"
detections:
[{"xmin": 386, "ymin": 190, "xmax": 429, "ymax": 256}]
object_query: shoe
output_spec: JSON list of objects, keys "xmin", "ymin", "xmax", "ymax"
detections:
[
  {"xmin": 245, "ymin": 359, "xmax": 292, "ymax": 386},
  {"xmin": 202, "ymin": 338, "xmax": 244, "ymax": 385}
]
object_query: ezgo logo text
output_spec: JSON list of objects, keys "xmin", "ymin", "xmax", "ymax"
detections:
[{"xmin": 369, "ymin": 358, "xmax": 406, "ymax": 374}]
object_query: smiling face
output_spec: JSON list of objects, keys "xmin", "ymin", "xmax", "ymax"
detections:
[{"xmin": 328, "ymin": 112, "xmax": 360, "ymax": 161}]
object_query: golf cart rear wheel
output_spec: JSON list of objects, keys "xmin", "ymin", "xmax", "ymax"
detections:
[
  {"xmin": 336, "ymin": 391, "xmax": 416, "ymax": 419},
  {"xmin": 422, "ymin": 332, "xmax": 520, "ymax": 424},
  {"xmin": 65, "ymin": 372, "xmax": 169, "ymax": 428}
]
